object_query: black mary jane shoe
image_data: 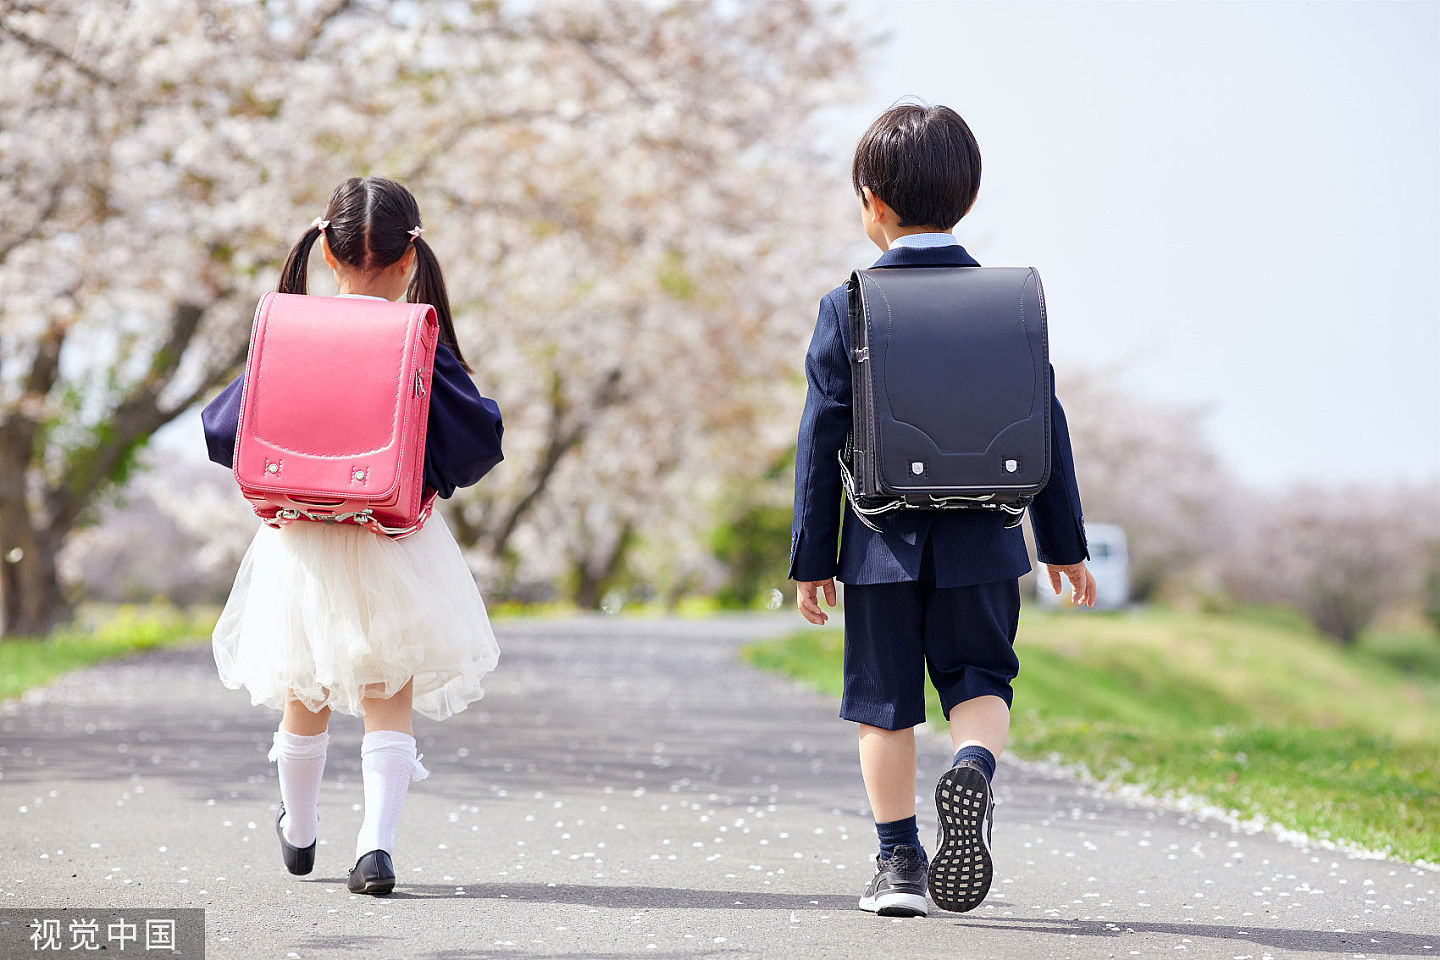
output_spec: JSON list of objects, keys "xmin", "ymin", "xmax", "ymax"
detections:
[
  {"xmin": 347, "ymin": 849, "xmax": 396, "ymax": 896},
  {"xmin": 275, "ymin": 801, "xmax": 317, "ymax": 876}
]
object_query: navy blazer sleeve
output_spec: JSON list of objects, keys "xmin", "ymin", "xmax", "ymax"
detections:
[
  {"xmin": 197, "ymin": 342, "xmax": 504, "ymax": 500},
  {"xmin": 788, "ymin": 294, "xmax": 851, "ymax": 582},
  {"xmin": 200, "ymin": 373, "xmax": 243, "ymax": 469},
  {"xmin": 422, "ymin": 342, "xmax": 504, "ymax": 499},
  {"xmin": 1029, "ymin": 364, "xmax": 1090, "ymax": 565}
]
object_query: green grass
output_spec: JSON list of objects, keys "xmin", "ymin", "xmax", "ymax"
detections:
[
  {"xmin": 741, "ymin": 605, "xmax": 1440, "ymax": 864},
  {"xmin": 0, "ymin": 604, "xmax": 215, "ymax": 701},
  {"xmin": 487, "ymin": 594, "xmax": 778, "ymax": 620}
]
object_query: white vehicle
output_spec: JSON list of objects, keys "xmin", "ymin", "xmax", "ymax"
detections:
[{"xmin": 1035, "ymin": 522, "xmax": 1130, "ymax": 610}]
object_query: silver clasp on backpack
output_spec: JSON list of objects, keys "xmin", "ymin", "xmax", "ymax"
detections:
[{"xmin": 272, "ymin": 500, "xmax": 432, "ymax": 539}]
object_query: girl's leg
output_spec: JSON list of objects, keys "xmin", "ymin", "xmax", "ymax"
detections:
[
  {"xmin": 355, "ymin": 678, "xmax": 427, "ymax": 861},
  {"xmin": 359, "ymin": 677, "xmax": 413, "ymax": 734},
  {"xmin": 272, "ymin": 692, "xmax": 332, "ymax": 847},
  {"xmin": 282, "ymin": 694, "xmax": 331, "ymax": 735}
]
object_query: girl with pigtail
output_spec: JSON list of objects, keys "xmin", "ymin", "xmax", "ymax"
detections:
[{"xmin": 200, "ymin": 176, "xmax": 505, "ymax": 896}]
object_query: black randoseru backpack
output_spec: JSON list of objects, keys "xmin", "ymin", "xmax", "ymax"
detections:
[{"xmin": 840, "ymin": 265, "xmax": 1052, "ymax": 531}]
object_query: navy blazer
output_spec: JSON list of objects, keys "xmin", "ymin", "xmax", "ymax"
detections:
[
  {"xmin": 200, "ymin": 340, "xmax": 504, "ymax": 500},
  {"xmin": 789, "ymin": 244, "xmax": 1089, "ymax": 588}
]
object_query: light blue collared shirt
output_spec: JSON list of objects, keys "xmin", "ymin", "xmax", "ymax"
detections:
[{"xmin": 888, "ymin": 232, "xmax": 959, "ymax": 250}]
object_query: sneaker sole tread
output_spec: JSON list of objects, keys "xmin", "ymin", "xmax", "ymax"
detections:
[{"xmin": 928, "ymin": 764, "xmax": 994, "ymax": 913}]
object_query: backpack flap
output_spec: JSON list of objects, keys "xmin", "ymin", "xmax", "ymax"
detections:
[
  {"xmin": 234, "ymin": 292, "xmax": 437, "ymax": 508},
  {"xmin": 849, "ymin": 265, "xmax": 1051, "ymax": 501}
]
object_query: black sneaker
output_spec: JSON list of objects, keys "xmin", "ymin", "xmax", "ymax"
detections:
[
  {"xmin": 928, "ymin": 761, "xmax": 995, "ymax": 912},
  {"xmin": 858, "ymin": 842, "xmax": 929, "ymax": 917}
]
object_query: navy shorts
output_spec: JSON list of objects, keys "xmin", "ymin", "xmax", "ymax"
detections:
[{"xmin": 840, "ymin": 536, "xmax": 1022, "ymax": 731}]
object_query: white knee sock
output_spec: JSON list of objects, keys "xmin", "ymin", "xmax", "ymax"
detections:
[
  {"xmin": 355, "ymin": 730, "xmax": 430, "ymax": 860},
  {"xmin": 268, "ymin": 728, "xmax": 329, "ymax": 847}
]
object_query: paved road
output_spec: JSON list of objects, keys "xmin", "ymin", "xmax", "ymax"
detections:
[{"xmin": 1, "ymin": 615, "xmax": 1435, "ymax": 960}]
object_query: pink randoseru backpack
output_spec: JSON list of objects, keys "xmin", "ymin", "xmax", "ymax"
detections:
[{"xmin": 233, "ymin": 292, "xmax": 439, "ymax": 539}]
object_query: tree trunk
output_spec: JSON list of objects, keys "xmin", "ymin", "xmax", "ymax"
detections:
[
  {"xmin": 0, "ymin": 302, "xmax": 242, "ymax": 640},
  {"xmin": 573, "ymin": 564, "xmax": 605, "ymax": 611},
  {"xmin": 456, "ymin": 367, "xmax": 626, "ymax": 558},
  {"xmin": 0, "ymin": 439, "xmax": 69, "ymax": 638},
  {"xmin": 0, "ymin": 527, "xmax": 67, "ymax": 639},
  {"xmin": 569, "ymin": 520, "xmax": 635, "ymax": 610}
]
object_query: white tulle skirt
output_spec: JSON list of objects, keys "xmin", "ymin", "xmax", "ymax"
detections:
[{"xmin": 211, "ymin": 509, "xmax": 500, "ymax": 722}]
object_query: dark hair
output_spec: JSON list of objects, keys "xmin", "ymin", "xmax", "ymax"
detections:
[
  {"xmin": 851, "ymin": 101, "xmax": 981, "ymax": 231},
  {"xmin": 278, "ymin": 176, "xmax": 472, "ymax": 373}
]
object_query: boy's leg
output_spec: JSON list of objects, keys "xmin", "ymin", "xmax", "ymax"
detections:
[
  {"xmin": 842, "ymin": 579, "xmax": 931, "ymax": 916},
  {"xmin": 923, "ymin": 577, "xmax": 1022, "ymax": 913},
  {"xmin": 857, "ymin": 724, "xmax": 917, "ymax": 823},
  {"xmin": 948, "ymin": 694, "xmax": 1010, "ymax": 777},
  {"xmin": 859, "ymin": 724, "xmax": 925, "ymax": 865},
  {"xmin": 842, "ymin": 578, "xmax": 928, "ymax": 850},
  {"xmin": 926, "ymin": 576, "xmax": 1022, "ymax": 773}
]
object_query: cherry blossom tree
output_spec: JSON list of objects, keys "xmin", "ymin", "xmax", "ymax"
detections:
[
  {"xmin": 1056, "ymin": 369, "xmax": 1237, "ymax": 602},
  {"xmin": 57, "ymin": 459, "xmax": 254, "ymax": 606},
  {"xmin": 418, "ymin": 4, "xmax": 860, "ymax": 599},
  {"xmin": 0, "ymin": 0, "xmax": 859, "ymax": 633},
  {"xmin": 1221, "ymin": 484, "xmax": 1440, "ymax": 644}
]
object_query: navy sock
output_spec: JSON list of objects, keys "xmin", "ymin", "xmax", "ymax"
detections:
[
  {"xmin": 953, "ymin": 744, "xmax": 996, "ymax": 781},
  {"xmin": 875, "ymin": 815, "xmax": 922, "ymax": 860}
]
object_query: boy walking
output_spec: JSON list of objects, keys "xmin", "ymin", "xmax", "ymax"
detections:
[{"xmin": 790, "ymin": 102, "xmax": 1095, "ymax": 917}]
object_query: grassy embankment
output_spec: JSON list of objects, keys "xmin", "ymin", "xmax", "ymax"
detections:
[
  {"xmin": 742, "ymin": 604, "xmax": 1440, "ymax": 864},
  {"xmin": 0, "ymin": 604, "xmax": 218, "ymax": 702}
]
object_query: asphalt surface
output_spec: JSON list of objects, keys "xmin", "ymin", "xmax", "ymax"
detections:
[{"xmin": 1, "ymin": 614, "xmax": 1435, "ymax": 960}]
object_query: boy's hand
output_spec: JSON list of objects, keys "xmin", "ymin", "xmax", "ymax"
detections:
[
  {"xmin": 1045, "ymin": 561, "xmax": 1097, "ymax": 608},
  {"xmin": 797, "ymin": 578, "xmax": 837, "ymax": 625}
]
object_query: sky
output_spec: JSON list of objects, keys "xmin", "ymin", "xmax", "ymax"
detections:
[{"xmin": 841, "ymin": 0, "xmax": 1440, "ymax": 489}]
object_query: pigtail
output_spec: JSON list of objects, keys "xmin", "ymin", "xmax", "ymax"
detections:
[
  {"xmin": 295, "ymin": 178, "xmax": 470, "ymax": 373},
  {"xmin": 408, "ymin": 236, "xmax": 473, "ymax": 375},
  {"xmin": 278, "ymin": 226, "xmax": 322, "ymax": 295}
]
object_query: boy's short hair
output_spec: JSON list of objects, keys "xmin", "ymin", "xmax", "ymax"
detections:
[{"xmin": 851, "ymin": 102, "xmax": 981, "ymax": 231}]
